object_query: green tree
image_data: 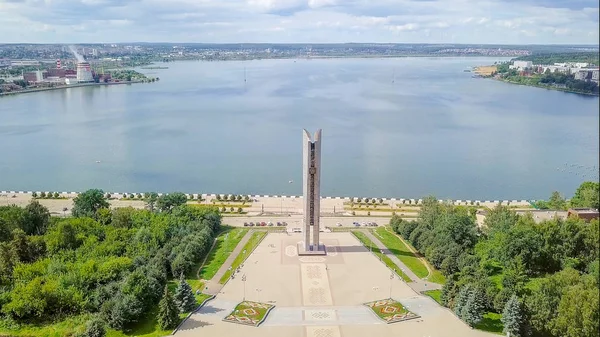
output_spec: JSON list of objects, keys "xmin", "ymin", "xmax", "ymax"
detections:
[
  {"xmin": 453, "ymin": 284, "xmax": 472, "ymax": 315},
  {"xmin": 53, "ymin": 192, "xmax": 59, "ymax": 198},
  {"xmin": 570, "ymin": 181, "xmax": 599, "ymax": 209},
  {"xmin": 551, "ymin": 280, "xmax": 599, "ymax": 337},
  {"xmin": 144, "ymin": 192, "xmax": 159, "ymax": 211},
  {"xmin": 111, "ymin": 207, "xmax": 135, "ymax": 229},
  {"xmin": 525, "ymin": 268, "xmax": 581, "ymax": 336},
  {"xmin": 72, "ymin": 189, "xmax": 109, "ymax": 218},
  {"xmin": 40, "ymin": 192, "xmax": 46, "ymax": 198},
  {"xmin": 548, "ymin": 191, "xmax": 566, "ymax": 210},
  {"xmin": 96, "ymin": 208, "xmax": 112, "ymax": 226},
  {"xmin": 83, "ymin": 317, "xmax": 106, "ymax": 337},
  {"xmin": 157, "ymin": 286, "xmax": 179, "ymax": 330},
  {"xmin": 174, "ymin": 274, "xmax": 196, "ymax": 313},
  {"xmin": 156, "ymin": 192, "xmax": 187, "ymax": 213},
  {"xmin": 237, "ymin": 207, "xmax": 242, "ymax": 213},
  {"xmin": 32, "ymin": 192, "xmax": 37, "ymax": 198},
  {"xmin": 502, "ymin": 295, "xmax": 524, "ymax": 337},
  {"xmin": 23, "ymin": 200, "xmax": 50, "ymax": 235},
  {"xmin": 460, "ymin": 287, "xmax": 485, "ymax": 327}
]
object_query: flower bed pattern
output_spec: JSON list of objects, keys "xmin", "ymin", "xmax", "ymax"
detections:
[
  {"xmin": 364, "ymin": 298, "xmax": 419, "ymax": 324},
  {"xmin": 223, "ymin": 301, "xmax": 274, "ymax": 327}
]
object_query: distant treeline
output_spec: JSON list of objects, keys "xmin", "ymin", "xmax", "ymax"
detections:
[{"xmin": 513, "ymin": 52, "xmax": 599, "ymax": 66}]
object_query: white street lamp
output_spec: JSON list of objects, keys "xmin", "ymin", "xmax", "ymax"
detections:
[{"xmin": 242, "ymin": 274, "xmax": 247, "ymax": 301}]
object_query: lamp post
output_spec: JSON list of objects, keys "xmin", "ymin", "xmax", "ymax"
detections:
[
  {"xmin": 256, "ymin": 288, "xmax": 262, "ymax": 303},
  {"xmin": 242, "ymin": 274, "xmax": 247, "ymax": 301},
  {"xmin": 389, "ymin": 272, "xmax": 394, "ymax": 299}
]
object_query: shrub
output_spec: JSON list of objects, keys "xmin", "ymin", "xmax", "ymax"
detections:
[{"xmin": 83, "ymin": 317, "xmax": 106, "ymax": 337}]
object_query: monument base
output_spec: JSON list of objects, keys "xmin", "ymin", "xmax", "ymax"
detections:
[{"xmin": 297, "ymin": 243, "xmax": 327, "ymax": 256}]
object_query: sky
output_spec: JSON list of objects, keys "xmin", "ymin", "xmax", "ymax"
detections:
[{"xmin": 0, "ymin": 0, "xmax": 598, "ymax": 44}]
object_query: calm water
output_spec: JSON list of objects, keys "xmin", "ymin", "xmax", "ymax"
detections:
[{"xmin": 0, "ymin": 58, "xmax": 598, "ymax": 200}]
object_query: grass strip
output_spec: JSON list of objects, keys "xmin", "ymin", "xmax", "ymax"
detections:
[
  {"xmin": 422, "ymin": 289, "xmax": 442, "ymax": 305},
  {"xmin": 374, "ymin": 227, "xmax": 429, "ymax": 279},
  {"xmin": 219, "ymin": 231, "xmax": 267, "ymax": 284},
  {"xmin": 199, "ymin": 228, "xmax": 248, "ymax": 281},
  {"xmin": 352, "ymin": 231, "xmax": 411, "ymax": 282},
  {"xmin": 377, "ymin": 227, "xmax": 446, "ymax": 284}
]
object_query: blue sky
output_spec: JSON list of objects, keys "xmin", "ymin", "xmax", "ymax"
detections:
[{"xmin": 0, "ymin": 0, "xmax": 598, "ymax": 44}]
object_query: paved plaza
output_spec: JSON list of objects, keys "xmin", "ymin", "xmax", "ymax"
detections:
[{"xmin": 175, "ymin": 232, "xmax": 497, "ymax": 337}]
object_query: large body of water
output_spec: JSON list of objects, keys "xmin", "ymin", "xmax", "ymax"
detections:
[{"xmin": 0, "ymin": 58, "xmax": 598, "ymax": 200}]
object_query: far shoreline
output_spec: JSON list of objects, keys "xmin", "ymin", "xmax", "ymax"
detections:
[{"xmin": 0, "ymin": 80, "xmax": 145, "ymax": 97}]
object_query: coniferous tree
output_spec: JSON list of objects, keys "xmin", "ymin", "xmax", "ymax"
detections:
[
  {"xmin": 453, "ymin": 284, "xmax": 472, "ymax": 316},
  {"xmin": 502, "ymin": 294, "xmax": 524, "ymax": 337},
  {"xmin": 441, "ymin": 277, "xmax": 456, "ymax": 307},
  {"xmin": 461, "ymin": 287, "xmax": 485, "ymax": 327},
  {"xmin": 157, "ymin": 286, "xmax": 179, "ymax": 330},
  {"xmin": 174, "ymin": 274, "xmax": 197, "ymax": 313}
]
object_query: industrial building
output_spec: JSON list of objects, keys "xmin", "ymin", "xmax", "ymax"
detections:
[{"xmin": 76, "ymin": 62, "xmax": 94, "ymax": 82}]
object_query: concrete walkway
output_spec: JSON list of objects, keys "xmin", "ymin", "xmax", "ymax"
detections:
[
  {"xmin": 203, "ymin": 229, "xmax": 254, "ymax": 295},
  {"xmin": 363, "ymin": 230, "xmax": 442, "ymax": 293}
]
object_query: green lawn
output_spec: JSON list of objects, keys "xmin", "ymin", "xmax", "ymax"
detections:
[
  {"xmin": 475, "ymin": 312, "xmax": 504, "ymax": 335},
  {"xmin": 219, "ymin": 231, "xmax": 267, "ymax": 284},
  {"xmin": 198, "ymin": 228, "xmax": 248, "ymax": 281},
  {"xmin": 374, "ymin": 227, "xmax": 429, "ymax": 279},
  {"xmin": 377, "ymin": 227, "xmax": 446, "ymax": 284},
  {"xmin": 423, "ymin": 289, "xmax": 442, "ymax": 305},
  {"xmin": 352, "ymin": 231, "xmax": 412, "ymax": 282}
]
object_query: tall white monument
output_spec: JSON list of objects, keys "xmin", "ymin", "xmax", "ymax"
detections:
[{"xmin": 300, "ymin": 129, "xmax": 325, "ymax": 254}]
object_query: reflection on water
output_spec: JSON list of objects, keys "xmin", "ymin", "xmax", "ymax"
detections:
[{"xmin": 0, "ymin": 57, "xmax": 598, "ymax": 199}]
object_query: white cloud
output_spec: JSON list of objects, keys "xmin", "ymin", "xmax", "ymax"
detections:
[{"xmin": 0, "ymin": 0, "xmax": 597, "ymax": 43}]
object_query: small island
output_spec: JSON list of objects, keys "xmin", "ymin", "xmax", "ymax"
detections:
[{"xmin": 474, "ymin": 52, "xmax": 599, "ymax": 96}]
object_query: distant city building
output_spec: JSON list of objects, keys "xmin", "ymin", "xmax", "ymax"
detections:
[
  {"xmin": 510, "ymin": 60, "xmax": 533, "ymax": 70},
  {"xmin": 56, "ymin": 59, "xmax": 61, "ymax": 69},
  {"xmin": 568, "ymin": 208, "xmax": 599, "ymax": 222},
  {"xmin": 0, "ymin": 59, "xmax": 10, "ymax": 68},
  {"xmin": 92, "ymin": 49, "xmax": 98, "ymax": 57},
  {"xmin": 76, "ymin": 62, "xmax": 94, "ymax": 82},
  {"xmin": 541, "ymin": 65, "xmax": 571, "ymax": 74},
  {"xmin": 11, "ymin": 60, "xmax": 40, "ymax": 66}
]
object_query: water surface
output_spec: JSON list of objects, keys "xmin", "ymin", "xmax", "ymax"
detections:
[{"xmin": 0, "ymin": 58, "xmax": 598, "ymax": 199}]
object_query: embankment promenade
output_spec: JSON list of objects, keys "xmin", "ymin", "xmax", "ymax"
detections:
[{"xmin": 0, "ymin": 190, "xmax": 534, "ymax": 218}]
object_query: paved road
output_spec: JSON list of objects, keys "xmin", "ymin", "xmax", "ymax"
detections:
[
  {"xmin": 363, "ymin": 230, "xmax": 442, "ymax": 292},
  {"xmin": 203, "ymin": 229, "xmax": 254, "ymax": 295}
]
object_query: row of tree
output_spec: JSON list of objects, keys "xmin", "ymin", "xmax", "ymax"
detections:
[
  {"xmin": 214, "ymin": 194, "xmax": 251, "ymax": 202},
  {"xmin": 0, "ymin": 189, "xmax": 221, "ymax": 334},
  {"xmin": 390, "ymin": 181, "xmax": 599, "ymax": 337}
]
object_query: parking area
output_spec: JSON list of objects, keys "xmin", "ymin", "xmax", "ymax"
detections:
[{"xmin": 225, "ymin": 215, "xmax": 389, "ymax": 229}]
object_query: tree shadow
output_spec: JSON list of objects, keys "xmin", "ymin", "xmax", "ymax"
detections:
[
  {"xmin": 178, "ymin": 319, "xmax": 213, "ymax": 331},
  {"xmin": 198, "ymin": 305, "xmax": 226, "ymax": 315}
]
